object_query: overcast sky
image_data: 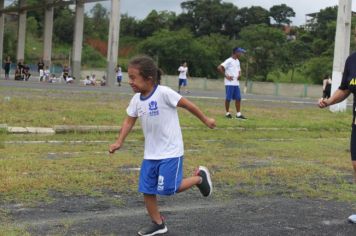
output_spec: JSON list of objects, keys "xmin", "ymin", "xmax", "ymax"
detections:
[{"xmin": 86, "ymin": 0, "xmax": 356, "ymax": 26}]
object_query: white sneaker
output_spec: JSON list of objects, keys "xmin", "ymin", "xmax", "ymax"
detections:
[{"xmin": 348, "ymin": 214, "xmax": 356, "ymax": 223}]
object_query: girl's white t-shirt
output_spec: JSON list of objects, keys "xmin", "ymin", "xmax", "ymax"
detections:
[{"xmin": 126, "ymin": 85, "xmax": 184, "ymax": 160}]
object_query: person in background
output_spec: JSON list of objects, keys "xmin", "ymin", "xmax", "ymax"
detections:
[
  {"xmin": 62, "ymin": 64, "xmax": 70, "ymax": 82},
  {"xmin": 116, "ymin": 64, "xmax": 122, "ymax": 86},
  {"xmin": 100, "ymin": 75, "xmax": 106, "ymax": 86},
  {"xmin": 38, "ymin": 59, "xmax": 45, "ymax": 81},
  {"xmin": 83, "ymin": 75, "xmax": 95, "ymax": 86},
  {"xmin": 177, "ymin": 62, "xmax": 190, "ymax": 94},
  {"xmin": 322, "ymin": 74, "xmax": 332, "ymax": 99},
  {"xmin": 217, "ymin": 47, "xmax": 247, "ymax": 120},
  {"xmin": 43, "ymin": 66, "xmax": 50, "ymax": 82},
  {"xmin": 317, "ymin": 52, "xmax": 356, "ymax": 223},
  {"xmin": 109, "ymin": 55, "xmax": 215, "ymax": 236},
  {"xmin": 14, "ymin": 65, "xmax": 22, "ymax": 81},
  {"xmin": 4, "ymin": 56, "xmax": 11, "ymax": 80},
  {"xmin": 22, "ymin": 64, "xmax": 31, "ymax": 81},
  {"xmin": 15, "ymin": 60, "xmax": 25, "ymax": 80}
]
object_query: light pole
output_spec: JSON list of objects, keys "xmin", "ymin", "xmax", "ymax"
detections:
[
  {"xmin": 106, "ymin": 0, "xmax": 121, "ymax": 87},
  {"xmin": 330, "ymin": 0, "xmax": 352, "ymax": 112}
]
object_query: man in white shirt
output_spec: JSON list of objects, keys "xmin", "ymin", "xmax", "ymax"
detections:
[
  {"xmin": 177, "ymin": 62, "xmax": 190, "ymax": 94},
  {"xmin": 217, "ymin": 47, "xmax": 247, "ymax": 119}
]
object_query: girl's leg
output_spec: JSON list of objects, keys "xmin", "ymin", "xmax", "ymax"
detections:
[
  {"xmin": 177, "ymin": 176, "xmax": 201, "ymax": 193},
  {"xmin": 143, "ymin": 194, "xmax": 163, "ymax": 224}
]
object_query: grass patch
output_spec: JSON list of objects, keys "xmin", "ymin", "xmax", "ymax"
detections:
[
  {"xmin": 0, "ymin": 87, "xmax": 355, "ymax": 206},
  {"xmin": 0, "ymin": 209, "xmax": 30, "ymax": 236}
]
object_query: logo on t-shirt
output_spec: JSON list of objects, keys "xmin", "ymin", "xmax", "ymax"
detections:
[
  {"xmin": 148, "ymin": 100, "xmax": 159, "ymax": 116},
  {"xmin": 158, "ymin": 175, "xmax": 164, "ymax": 191}
]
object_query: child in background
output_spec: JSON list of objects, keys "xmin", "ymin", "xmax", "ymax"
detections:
[
  {"xmin": 4, "ymin": 56, "xmax": 11, "ymax": 80},
  {"xmin": 109, "ymin": 55, "xmax": 215, "ymax": 236},
  {"xmin": 43, "ymin": 66, "xmax": 50, "ymax": 82},
  {"xmin": 177, "ymin": 62, "xmax": 190, "ymax": 94},
  {"xmin": 116, "ymin": 64, "xmax": 122, "ymax": 86}
]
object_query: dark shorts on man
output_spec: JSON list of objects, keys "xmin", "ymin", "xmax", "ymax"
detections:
[
  {"xmin": 225, "ymin": 85, "xmax": 241, "ymax": 101},
  {"xmin": 351, "ymin": 124, "xmax": 356, "ymax": 161},
  {"xmin": 179, "ymin": 78, "xmax": 187, "ymax": 86}
]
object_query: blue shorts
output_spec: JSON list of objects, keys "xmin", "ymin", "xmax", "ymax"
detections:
[
  {"xmin": 225, "ymin": 85, "xmax": 241, "ymax": 101},
  {"xmin": 117, "ymin": 76, "xmax": 122, "ymax": 82},
  {"xmin": 139, "ymin": 156, "xmax": 183, "ymax": 195},
  {"xmin": 179, "ymin": 79, "xmax": 187, "ymax": 86}
]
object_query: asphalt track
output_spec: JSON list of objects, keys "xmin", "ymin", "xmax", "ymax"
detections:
[{"xmin": 16, "ymin": 193, "xmax": 356, "ymax": 235}]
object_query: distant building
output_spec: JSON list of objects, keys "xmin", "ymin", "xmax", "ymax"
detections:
[
  {"xmin": 305, "ymin": 12, "xmax": 319, "ymax": 26},
  {"xmin": 283, "ymin": 25, "xmax": 297, "ymax": 41},
  {"xmin": 304, "ymin": 11, "xmax": 356, "ymax": 30}
]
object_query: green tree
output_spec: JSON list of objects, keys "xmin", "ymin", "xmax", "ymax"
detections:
[
  {"xmin": 308, "ymin": 6, "xmax": 337, "ymax": 38},
  {"xmin": 237, "ymin": 6, "xmax": 270, "ymax": 27},
  {"xmin": 197, "ymin": 33, "xmax": 235, "ymax": 63},
  {"xmin": 120, "ymin": 14, "xmax": 139, "ymax": 37},
  {"xmin": 269, "ymin": 4, "xmax": 295, "ymax": 26},
  {"xmin": 137, "ymin": 10, "xmax": 176, "ymax": 37},
  {"xmin": 138, "ymin": 29, "xmax": 220, "ymax": 77},
  {"xmin": 180, "ymin": 0, "xmax": 240, "ymax": 38},
  {"xmin": 3, "ymin": 21, "xmax": 17, "ymax": 59},
  {"xmin": 53, "ymin": 6, "xmax": 74, "ymax": 44},
  {"xmin": 83, "ymin": 6, "xmax": 109, "ymax": 41},
  {"xmin": 303, "ymin": 56, "xmax": 332, "ymax": 84},
  {"xmin": 239, "ymin": 24, "xmax": 286, "ymax": 81},
  {"xmin": 86, "ymin": 3, "xmax": 109, "ymax": 40},
  {"xmin": 280, "ymin": 40, "xmax": 311, "ymax": 81},
  {"xmin": 23, "ymin": 0, "xmax": 43, "ymax": 37},
  {"xmin": 90, "ymin": 3, "xmax": 108, "ymax": 20},
  {"xmin": 26, "ymin": 16, "xmax": 39, "ymax": 37}
]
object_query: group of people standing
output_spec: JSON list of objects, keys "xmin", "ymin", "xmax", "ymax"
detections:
[
  {"xmin": 4, "ymin": 56, "xmax": 32, "ymax": 81},
  {"xmin": 2, "ymin": 57, "xmax": 74, "ymax": 83}
]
